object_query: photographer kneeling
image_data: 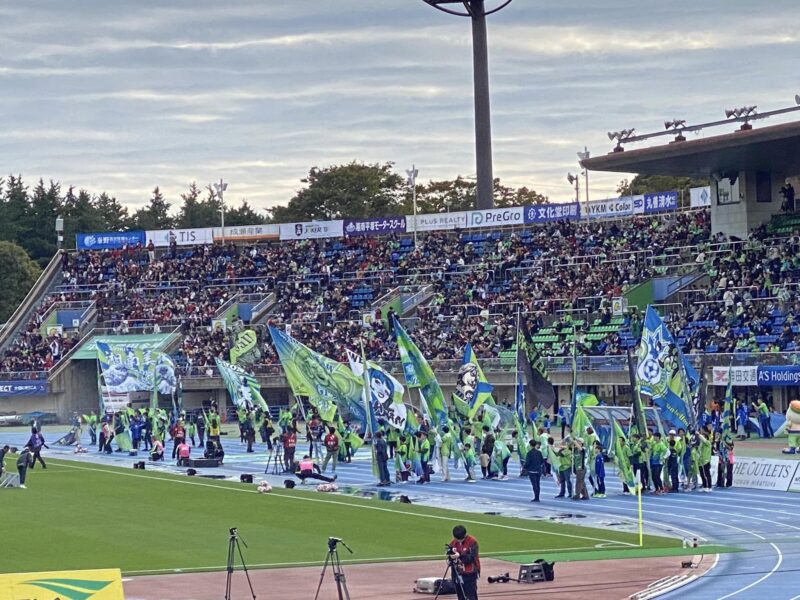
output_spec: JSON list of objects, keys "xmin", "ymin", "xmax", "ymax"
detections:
[
  {"xmin": 449, "ymin": 525, "xmax": 480, "ymax": 600},
  {"xmin": 295, "ymin": 455, "xmax": 338, "ymax": 484}
]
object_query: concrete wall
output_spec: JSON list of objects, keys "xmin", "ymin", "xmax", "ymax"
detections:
[{"xmin": 711, "ymin": 170, "xmax": 785, "ymax": 239}]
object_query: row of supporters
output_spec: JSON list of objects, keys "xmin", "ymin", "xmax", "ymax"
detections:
[{"xmin": 76, "ymin": 190, "xmax": 683, "ymax": 250}]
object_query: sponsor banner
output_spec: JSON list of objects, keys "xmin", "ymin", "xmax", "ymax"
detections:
[
  {"xmin": 279, "ymin": 220, "xmax": 344, "ymax": 240},
  {"xmin": 146, "ymin": 228, "xmax": 214, "ymax": 247},
  {"xmin": 0, "ymin": 380, "xmax": 47, "ymax": 397},
  {"xmin": 711, "ymin": 366, "xmax": 759, "ymax": 386},
  {"xmin": 757, "ymin": 365, "xmax": 800, "ymax": 386},
  {"xmin": 584, "ymin": 197, "xmax": 634, "ymax": 219},
  {"xmin": 76, "ymin": 230, "xmax": 145, "ymax": 250},
  {"xmin": 409, "ymin": 212, "xmax": 468, "ymax": 232},
  {"xmin": 631, "ymin": 194, "xmax": 645, "ymax": 214},
  {"xmin": 790, "ymin": 466, "xmax": 800, "ymax": 493},
  {"xmin": 690, "ymin": 186, "xmax": 711, "ymax": 208},
  {"xmin": 466, "ymin": 207, "xmax": 525, "ymax": 228},
  {"xmin": 213, "ymin": 224, "xmax": 279, "ymax": 241},
  {"xmin": 524, "ymin": 202, "xmax": 581, "ymax": 223},
  {"xmin": 0, "ymin": 568, "xmax": 124, "ymax": 600},
  {"xmin": 711, "ymin": 455, "xmax": 800, "ymax": 491},
  {"xmin": 644, "ymin": 190, "xmax": 679, "ymax": 213},
  {"xmin": 344, "ymin": 216, "xmax": 406, "ymax": 236}
]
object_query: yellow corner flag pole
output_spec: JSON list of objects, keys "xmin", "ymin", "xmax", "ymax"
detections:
[{"xmin": 637, "ymin": 470, "xmax": 644, "ymax": 547}]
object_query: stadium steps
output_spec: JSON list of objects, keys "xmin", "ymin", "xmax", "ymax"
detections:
[{"xmin": 0, "ymin": 249, "xmax": 65, "ymax": 353}]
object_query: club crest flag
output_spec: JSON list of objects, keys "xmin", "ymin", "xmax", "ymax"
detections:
[
  {"xmin": 346, "ymin": 350, "xmax": 407, "ymax": 432},
  {"xmin": 269, "ymin": 325, "xmax": 363, "ymax": 424},
  {"xmin": 96, "ymin": 342, "xmax": 176, "ymax": 395},
  {"xmin": 393, "ymin": 317, "xmax": 448, "ymax": 428},
  {"xmin": 452, "ymin": 343, "xmax": 494, "ymax": 419},
  {"xmin": 215, "ymin": 357, "xmax": 268, "ymax": 411},
  {"xmin": 230, "ymin": 329, "xmax": 259, "ymax": 366},
  {"xmin": 635, "ymin": 306, "xmax": 692, "ymax": 430}
]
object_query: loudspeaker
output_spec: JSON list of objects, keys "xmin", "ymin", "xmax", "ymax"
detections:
[
  {"xmin": 240, "ymin": 474, "xmax": 254, "ymax": 484},
  {"xmin": 187, "ymin": 468, "xmax": 197, "ymax": 476},
  {"xmin": 188, "ymin": 458, "xmax": 220, "ymax": 468}
]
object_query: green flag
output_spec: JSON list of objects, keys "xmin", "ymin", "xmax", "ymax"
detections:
[
  {"xmin": 215, "ymin": 358, "xmax": 268, "ymax": 411},
  {"xmin": 612, "ymin": 419, "xmax": 637, "ymax": 489}
]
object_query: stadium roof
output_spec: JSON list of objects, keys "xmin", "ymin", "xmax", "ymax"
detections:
[{"xmin": 581, "ymin": 120, "xmax": 800, "ymax": 178}]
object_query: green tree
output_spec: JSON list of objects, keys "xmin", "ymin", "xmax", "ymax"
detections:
[
  {"xmin": 176, "ymin": 182, "xmax": 204, "ymax": 228},
  {"xmin": 268, "ymin": 162, "xmax": 406, "ymax": 222},
  {"xmin": 95, "ymin": 192, "xmax": 130, "ymax": 230},
  {"xmin": 130, "ymin": 187, "xmax": 173, "ymax": 230},
  {"xmin": 0, "ymin": 175, "xmax": 29, "ymax": 243},
  {"xmin": 616, "ymin": 175, "xmax": 708, "ymax": 206},
  {"xmin": 0, "ymin": 240, "xmax": 41, "ymax": 321},
  {"xmin": 63, "ymin": 187, "xmax": 106, "ymax": 249},
  {"xmin": 225, "ymin": 199, "xmax": 266, "ymax": 226},
  {"xmin": 23, "ymin": 179, "xmax": 62, "ymax": 266}
]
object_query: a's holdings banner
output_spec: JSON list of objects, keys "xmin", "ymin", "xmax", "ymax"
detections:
[{"xmin": 0, "ymin": 568, "xmax": 125, "ymax": 600}]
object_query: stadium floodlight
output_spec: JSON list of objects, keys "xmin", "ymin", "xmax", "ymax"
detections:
[
  {"xmin": 213, "ymin": 179, "xmax": 228, "ymax": 243},
  {"xmin": 664, "ymin": 119, "xmax": 687, "ymax": 142},
  {"xmin": 567, "ymin": 173, "xmax": 580, "ymax": 203},
  {"xmin": 607, "ymin": 128, "xmax": 635, "ymax": 152},
  {"xmin": 725, "ymin": 105, "xmax": 758, "ymax": 130},
  {"xmin": 420, "ymin": 0, "xmax": 514, "ymax": 210}
]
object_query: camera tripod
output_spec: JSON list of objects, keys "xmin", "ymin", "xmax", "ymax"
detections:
[
  {"xmin": 314, "ymin": 537, "xmax": 353, "ymax": 600},
  {"xmin": 225, "ymin": 527, "xmax": 256, "ymax": 600},
  {"xmin": 265, "ymin": 443, "xmax": 283, "ymax": 475},
  {"xmin": 434, "ymin": 547, "xmax": 467, "ymax": 600}
]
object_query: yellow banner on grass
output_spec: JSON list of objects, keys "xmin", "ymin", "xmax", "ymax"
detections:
[{"xmin": 0, "ymin": 568, "xmax": 124, "ymax": 600}]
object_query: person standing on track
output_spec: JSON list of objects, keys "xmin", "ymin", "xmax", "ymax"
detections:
[
  {"xmin": 16, "ymin": 446, "xmax": 34, "ymax": 488},
  {"xmin": 524, "ymin": 440, "xmax": 544, "ymax": 502},
  {"xmin": 321, "ymin": 426, "xmax": 339, "ymax": 473},
  {"xmin": 697, "ymin": 427, "xmax": 713, "ymax": 492},
  {"xmin": 28, "ymin": 427, "xmax": 48, "ymax": 469}
]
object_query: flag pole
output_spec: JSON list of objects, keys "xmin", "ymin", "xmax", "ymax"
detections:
[
  {"xmin": 514, "ymin": 306, "xmax": 521, "ymax": 414},
  {"xmin": 637, "ymin": 469, "xmax": 644, "ymax": 547}
]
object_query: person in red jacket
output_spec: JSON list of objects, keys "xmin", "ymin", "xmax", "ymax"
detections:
[{"xmin": 449, "ymin": 525, "xmax": 480, "ymax": 600}]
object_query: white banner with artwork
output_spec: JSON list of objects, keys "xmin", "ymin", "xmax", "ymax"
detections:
[
  {"xmin": 690, "ymin": 186, "xmax": 712, "ymax": 208},
  {"xmin": 146, "ymin": 228, "xmax": 215, "ymax": 247},
  {"xmin": 711, "ymin": 366, "xmax": 758, "ymax": 386},
  {"xmin": 279, "ymin": 220, "xmax": 344, "ymax": 240}
]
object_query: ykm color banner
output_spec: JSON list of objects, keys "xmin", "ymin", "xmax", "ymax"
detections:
[{"xmin": 0, "ymin": 568, "xmax": 124, "ymax": 600}]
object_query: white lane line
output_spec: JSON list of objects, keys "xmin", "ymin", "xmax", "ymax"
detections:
[
  {"xmin": 46, "ymin": 460, "xmax": 636, "ymax": 547},
  {"xmin": 121, "ymin": 544, "xmax": 605, "ymax": 576}
]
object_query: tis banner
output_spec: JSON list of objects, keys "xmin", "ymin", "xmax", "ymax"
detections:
[
  {"xmin": 215, "ymin": 358, "xmax": 268, "ymax": 411},
  {"xmin": 268, "ymin": 326, "xmax": 363, "ymax": 425},
  {"xmin": 524, "ymin": 203, "xmax": 581, "ymax": 223},
  {"xmin": 635, "ymin": 306, "xmax": 693, "ymax": 430},
  {"xmin": 76, "ymin": 231, "xmax": 145, "ymax": 250},
  {"xmin": 146, "ymin": 227, "xmax": 214, "ymax": 247},
  {"xmin": 344, "ymin": 216, "xmax": 406, "ymax": 236},
  {"xmin": 96, "ymin": 342, "xmax": 177, "ymax": 396}
]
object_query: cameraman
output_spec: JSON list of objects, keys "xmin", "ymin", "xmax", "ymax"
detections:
[{"xmin": 449, "ymin": 525, "xmax": 480, "ymax": 600}]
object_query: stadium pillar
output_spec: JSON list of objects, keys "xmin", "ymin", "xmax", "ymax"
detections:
[{"xmin": 471, "ymin": 0, "xmax": 494, "ymax": 210}]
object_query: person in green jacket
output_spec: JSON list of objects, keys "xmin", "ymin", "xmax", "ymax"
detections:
[
  {"xmin": 493, "ymin": 435, "xmax": 512, "ymax": 480},
  {"xmin": 396, "ymin": 436, "xmax": 410, "ymax": 482},
  {"xmin": 649, "ymin": 433, "xmax": 667, "ymax": 494},
  {"xmin": 462, "ymin": 442, "xmax": 477, "ymax": 482},
  {"xmin": 555, "ymin": 444, "xmax": 573, "ymax": 498},
  {"xmin": 697, "ymin": 427, "xmax": 713, "ymax": 492},
  {"xmin": 417, "ymin": 431, "xmax": 431, "ymax": 484}
]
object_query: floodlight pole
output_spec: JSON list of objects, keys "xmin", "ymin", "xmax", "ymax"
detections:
[
  {"xmin": 214, "ymin": 178, "xmax": 228, "ymax": 244},
  {"xmin": 406, "ymin": 166, "xmax": 419, "ymax": 248},
  {"xmin": 422, "ymin": 0, "xmax": 514, "ymax": 210}
]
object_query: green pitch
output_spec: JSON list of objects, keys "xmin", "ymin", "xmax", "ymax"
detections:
[{"xmin": 0, "ymin": 458, "xmax": 679, "ymax": 575}]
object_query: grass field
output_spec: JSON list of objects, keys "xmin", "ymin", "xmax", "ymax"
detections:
[{"xmin": 0, "ymin": 457, "xmax": 681, "ymax": 576}]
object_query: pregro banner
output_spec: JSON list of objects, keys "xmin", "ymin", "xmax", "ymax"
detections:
[
  {"xmin": 279, "ymin": 220, "xmax": 344, "ymax": 240},
  {"xmin": 466, "ymin": 207, "xmax": 525, "ymax": 228}
]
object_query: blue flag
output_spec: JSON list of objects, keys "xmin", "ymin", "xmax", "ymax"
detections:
[{"xmin": 636, "ymin": 306, "xmax": 693, "ymax": 430}]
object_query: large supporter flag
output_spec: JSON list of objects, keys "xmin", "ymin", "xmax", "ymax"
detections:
[
  {"xmin": 635, "ymin": 306, "xmax": 693, "ymax": 430},
  {"xmin": 96, "ymin": 342, "xmax": 177, "ymax": 396},
  {"xmin": 393, "ymin": 317, "xmax": 448, "ymax": 428},
  {"xmin": 612, "ymin": 419, "xmax": 637, "ymax": 489},
  {"xmin": 452, "ymin": 343, "xmax": 494, "ymax": 419},
  {"xmin": 517, "ymin": 320, "xmax": 556, "ymax": 409},
  {"xmin": 230, "ymin": 329, "xmax": 259, "ymax": 365},
  {"xmin": 346, "ymin": 349, "xmax": 407, "ymax": 432},
  {"xmin": 721, "ymin": 363, "xmax": 734, "ymax": 436},
  {"xmin": 215, "ymin": 357, "xmax": 268, "ymax": 411},
  {"xmin": 268, "ymin": 325, "xmax": 362, "ymax": 425}
]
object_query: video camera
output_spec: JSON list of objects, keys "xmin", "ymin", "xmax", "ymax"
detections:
[{"xmin": 487, "ymin": 572, "xmax": 515, "ymax": 584}]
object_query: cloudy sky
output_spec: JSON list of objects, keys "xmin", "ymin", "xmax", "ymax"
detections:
[{"xmin": 1, "ymin": 1, "xmax": 798, "ymax": 214}]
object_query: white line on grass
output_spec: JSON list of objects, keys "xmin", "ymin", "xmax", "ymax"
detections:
[
  {"xmin": 120, "ymin": 545, "xmax": 630, "ymax": 576},
  {"xmin": 47, "ymin": 460, "xmax": 637, "ymax": 547}
]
